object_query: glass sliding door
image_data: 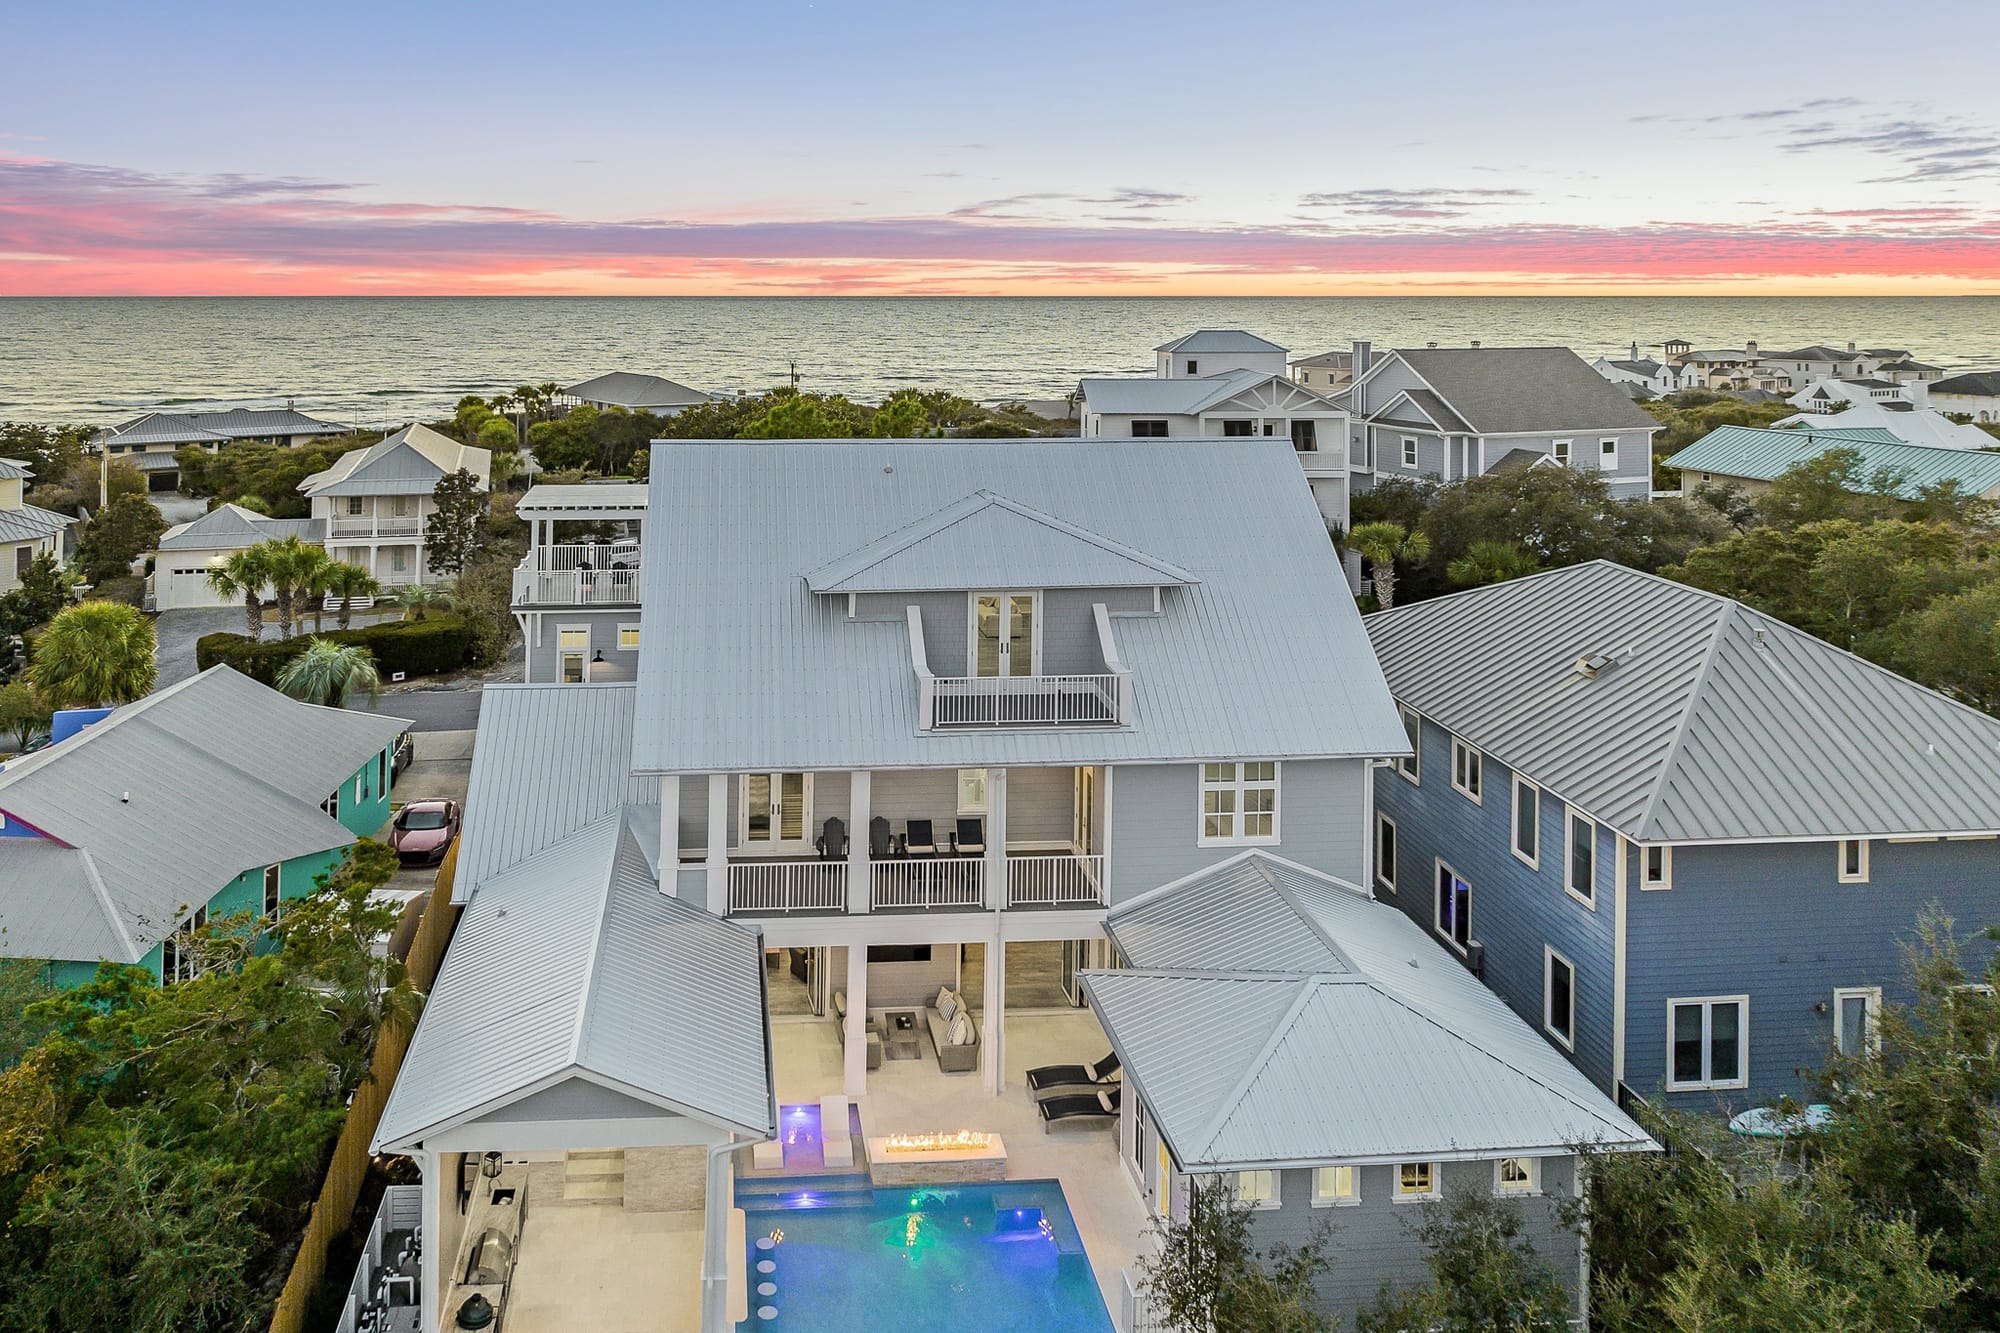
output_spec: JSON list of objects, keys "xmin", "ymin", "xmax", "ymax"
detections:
[
  {"xmin": 741, "ymin": 772, "xmax": 813, "ymax": 851},
  {"xmin": 972, "ymin": 592, "xmax": 1039, "ymax": 677}
]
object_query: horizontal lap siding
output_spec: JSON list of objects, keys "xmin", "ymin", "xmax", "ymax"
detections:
[
  {"xmin": 1108, "ymin": 760, "xmax": 1365, "ymax": 903},
  {"xmin": 1373, "ymin": 720, "xmax": 1619, "ymax": 1092},
  {"xmin": 1627, "ymin": 838, "xmax": 2000, "ymax": 1111}
]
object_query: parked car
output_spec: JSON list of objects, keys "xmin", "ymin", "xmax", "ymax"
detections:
[
  {"xmin": 389, "ymin": 798, "xmax": 460, "ymax": 864},
  {"xmin": 390, "ymin": 729, "xmax": 414, "ymax": 783}
]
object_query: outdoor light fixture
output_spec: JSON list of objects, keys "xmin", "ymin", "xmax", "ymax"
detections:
[{"xmin": 480, "ymin": 1152, "xmax": 502, "ymax": 1180}]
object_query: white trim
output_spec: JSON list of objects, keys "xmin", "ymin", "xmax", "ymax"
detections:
[
  {"xmin": 1375, "ymin": 812, "xmax": 1398, "ymax": 895},
  {"xmin": 1433, "ymin": 857, "xmax": 1471, "ymax": 956},
  {"xmin": 956, "ymin": 768, "xmax": 989, "ymax": 816},
  {"xmin": 1196, "ymin": 761, "xmax": 1281, "ymax": 848},
  {"xmin": 1613, "ymin": 838, "xmax": 1629, "ymax": 1091},
  {"xmin": 1565, "ymin": 809, "xmax": 1598, "ymax": 910},
  {"xmin": 1544, "ymin": 946, "xmax": 1576, "ymax": 1051},
  {"xmin": 1449, "ymin": 736, "xmax": 1483, "ymax": 805},
  {"xmin": 1231, "ymin": 1169, "xmax": 1281, "ymax": 1210},
  {"xmin": 1395, "ymin": 706, "xmax": 1421, "ymax": 784},
  {"xmin": 1495, "ymin": 1156, "xmax": 1541, "ymax": 1196},
  {"xmin": 1640, "ymin": 843, "xmax": 1672, "ymax": 890},
  {"xmin": 1552, "ymin": 438, "xmax": 1573, "ymax": 466},
  {"xmin": 1400, "ymin": 436, "xmax": 1418, "ymax": 468},
  {"xmin": 1310, "ymin": 1164, "xmax": 1360, "ymax": 1207},
  {"xmin": 617, "ymin": 622, "xmax": 641, "ymax": 651},
  {"xmin": 1393, "ymin": 1161, "xmax": 1441, "ymax": 1202},
  {"xmin": 1833, "ymin": 986, "xmax": 1882, "ymax": 1057},
  {"xmin": 1838, "ymin": 838, "xmax": 1870, "ymax": 883},
  {"xmin": 1511, "ymin": 775, "xmax": 1540, "ymax": 869},
  {"xmin": 1666, "ymin": 995, "xmax": 1749, "ymax": 1091},
  {"xmin": 262, "ymin": 862, "xmax": 283, "ymax": 918},
  {"xmin": 966, "ymin": 590, "xmax": 1043, "ymax": 678},
  {"xmin": 737, "ymin": 772, "xmax": 816, "ymax": 852}
]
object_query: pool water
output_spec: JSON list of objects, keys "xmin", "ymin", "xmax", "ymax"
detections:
[{"xmin": 735, "ymin": 1178, "xmax": 1115, "ymax": 1332}]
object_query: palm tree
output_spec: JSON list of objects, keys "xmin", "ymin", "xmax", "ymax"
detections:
[
  {"xmin": 263, "ymin": 536, "xmax": 330, "ymax": 639},
  {"xmin": 1348, "ymin": 522, "xmax": 1431, "ymax": 611},
  {"xmin": 275, "ymin": 638, "xmax": 381, "ymax": 709},
  {"xmin": 28, "ymin": 601, "xmax": 157, "ymax": 708},
  {"xmin": 205, "ymin": 546, "xmax": 273, "ymax": 640},
  {"xmin": 323, "ymin": 562, "xmax": 381, "ymax": 630},
  {"xmin": 1447, "ymin": 540, "xmax": 1541, "ymax": 589},
  {"xmin": 398, "ymin": 583, "xmax": 450, "ymax": 622}
]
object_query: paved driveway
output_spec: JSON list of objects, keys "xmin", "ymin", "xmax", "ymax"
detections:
[
  {"xmin": 375, "ymin": 729, "xmax": 476, "ymax": 903},
  {"xmin": 153, "ymin": 607, "xmax": 261, "ymax": 689}
]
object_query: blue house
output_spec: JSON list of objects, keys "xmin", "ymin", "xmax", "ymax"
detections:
[
  {"xmin": 0, "ymin": 666, "xmax": 407, "ymax": 985},
  {"xmin": 1365, "ymin": 562, "xmax": 2000, "ymax": 1114}
]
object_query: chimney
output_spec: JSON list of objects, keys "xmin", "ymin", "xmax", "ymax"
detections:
[
  {"xmin": 1846, "ymin": 340, "xmax": 1857, "ymax": 354},
  {"xmin": 1746, "ymin": 339, "xmax": 1759, "ymax": 357},
  {"xmin": 1631, "ymin": 341, "xmax": 1640, "ymax": 360},
  {"xmin": 1470, "ymin": 339, "xmax": 1481, "ymax": 349}
]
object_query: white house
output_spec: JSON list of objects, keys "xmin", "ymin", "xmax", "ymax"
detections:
[
  {"xmin": 1289, "ymin": 346, "xmax": 1357, "ymax": 392},
  {"xmin": 149, "ymin": 505, "xmax": 325, "ymax": 611},
  {"xmin": 1591, "ymin": 343, "xmax": 1698, "ymax": 397},
  {"xmin": 1154, "ymin": 329, "xmax": 1288, "ymax": 379},
  {"xmin": 0, "ymin": 459, "xmax": 72, "ymax": 594},
  {"xmin": 1787, "ymin": 377, "xmax": 1917, "ymax": 413},
  {"xmin": 1930, "ymin": 371, "xmax": 2000, "ymax": 425},
  {"xmin": 299, "ymin": 424, "xmax": 491, "ymax": 592},
  {"xmin": 563, "ymin": 372, "xmax": 719, "ymax": 416},
  {"xmin": 92, "ymin": 407, "xmax": 350, "ymax": 491},
  {"xmin": 1770, "ymin": 400, "xmax": 1995, "ymax": 450}
]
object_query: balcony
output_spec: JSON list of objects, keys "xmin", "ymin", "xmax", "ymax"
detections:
[
  {"xmin": 1006, "ymin": 853, "xmax": 1105, "ymax": 907},
  {"xmin": 872, "ymin": 858, "xmax": 984, "ymax": 909},
  {"xmin": 720, "ymin": 851, "xmax": 1107, "ymax": 916},
  {"xmin": 926, "ymin": 674, "xmax": 1126, "ymax": 728},
  {"xmin": 727, "ymin": 860, "xmax": 846, "ymax": 914},
  {"xmin": 512, "ymin": 542, "xmax": 643, "ymax": 607},
  {"xmin": 329, "ymin": 516, "xmax": 422, "ymax": 537}
]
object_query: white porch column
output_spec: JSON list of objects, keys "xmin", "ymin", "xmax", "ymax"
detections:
[
  {"xmin": 416, "ymin": 1148, "xmax": 440, "ymax": 1333},
  {"xmin": 659, "ymin": 775, "xmax": 680, "ymax": 895},
  {"xmin": 705, "ymin": 774, "xmax": 729, "ymax": 916},
  {"xmin": 847, "ymin": 770, "xmax": 871, "ymax": 914},
  {"xmin": 985, "ymin": 767, "xmax": 1008, "ymax": 910},
  {"xmin": 982, "ymin": 926, "xmax": 1006, "ymax": 1095},
  {"xmin": 699, "ymin": 1136, "xmax": 735, "ymax": 1333},
  {"xmin": 844, "ymin": 945, "xmax": 869, "ymax": 1097}
]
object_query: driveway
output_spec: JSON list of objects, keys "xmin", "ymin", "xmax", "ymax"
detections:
[
  {"xmin": 153, "ymin": 607, "xmax": 260, "ymax": 689},
  {"xmin": 375, "ymin": 729, "xmax": 475, "ymax": 903}
]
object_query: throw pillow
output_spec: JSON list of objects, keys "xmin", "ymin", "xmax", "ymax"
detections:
[
  {"xmin": 1097, "ymin": 1089, "xmax": 1117, "ymax": 1113},
  {"xmin": 936, "ymin": 987, "xmax": 959, "ymax": 1021},
  {"xmin": 946, "ymin": 1011, "xmax": 975, "ymax": 1046}
]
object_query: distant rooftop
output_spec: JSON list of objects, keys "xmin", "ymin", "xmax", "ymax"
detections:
[{"xmin": 1155, "ymin": 329, "xmax": 1287, "ymax": 355}]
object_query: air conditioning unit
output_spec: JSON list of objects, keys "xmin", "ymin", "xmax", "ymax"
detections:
[{"xmin": 1464, "ymin": 940, "xmax": 1485, "ymax": 978}]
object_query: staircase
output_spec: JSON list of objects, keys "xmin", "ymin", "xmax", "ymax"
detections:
[
  {"xmin": 561, "ymin": 1149, "xmax": 625, "ymax": 1204},
  {"xmin": 323, "ymin": 593, "xmax": 377, "ymax": 612}
]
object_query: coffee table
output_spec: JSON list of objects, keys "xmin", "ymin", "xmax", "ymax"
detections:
[{"xmin": 877, "ymin": 1007, "xmax": 923, "ymax": 1060}]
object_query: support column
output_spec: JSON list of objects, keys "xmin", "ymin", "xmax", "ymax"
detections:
[
  {"xmin": 985, "ymin": 767, "xmax": 1008, "ymax": 910},
  {"xmin": 416, "ymin": 1148, "xmax": 440, "ymax": 1333},
  {"xmin": 847, "ymin": 770, "xmax": 871, "ymax": 913},
  {"xmin": 983, "ymin": 925, "xmax": 1006, "ymax": 1095},
  {"xmin": 844, "ymin": 946, "xmax": 869, "ymax": 1098},
  {"xmin": 705, "ymin": 774, "xmax": 729, "ymax": 916},
  {"xmin": 699, "ymin": 1136, "xmax": 735, "ymax": 1333},
  {"xmin": 659, "ymin": 775, "xmax": 680, "ymax": 896}
]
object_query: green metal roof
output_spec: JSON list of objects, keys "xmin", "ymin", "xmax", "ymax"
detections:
[{"xmin": 1665, "ymin": 424, "xmax": 2000, "ymax": 499}]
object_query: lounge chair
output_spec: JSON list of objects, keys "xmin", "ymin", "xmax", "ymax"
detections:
[
  {"xmin": 952, "ymin": 816, "xmax": 985, "ymax": 856},
  {"xmin": 1039, "ymin": 1086, "xmax": 1120, "ymax": 1132},
  {"xmin": 816, "ymin": 816, "xmax": 847, "ymax": 860},
  {"xmin": 905, "ymin": 819, "xmax": 938, "ymax": 856},
  {"xmin": 1026, "ymin": 1051, "xmax": 1119, "ymax": 1095},
  {"xmin": 869, "ymin": 816, "xmax": 895, "ymax": 860}
]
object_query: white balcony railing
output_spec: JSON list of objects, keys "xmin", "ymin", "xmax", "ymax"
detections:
[
  {"xmin": 512, "ymin": 542, "xmax": 643, "ymax": 606},
  {"xmin": 727, "ymin": 860, "xmax": 847, "ymax": 913},
  {"xmin": 1006, "ymin": 853, "xmax": 1107, "ymax": 907},
  {"xmin": 872, "ymin": 858, "xmax": 984, "ymax": 909},
  {"xmin": 926, "ymin": 673, "xmax": 1127, "ymax": 729},
  {"xmin": 328, "ymin": 517, "xmax": 422, "ymax": 537}
]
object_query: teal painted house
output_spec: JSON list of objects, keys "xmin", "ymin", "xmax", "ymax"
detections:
[{"xmin": 0, "ymin": 666, "xmax": 408, "ymax": 985}]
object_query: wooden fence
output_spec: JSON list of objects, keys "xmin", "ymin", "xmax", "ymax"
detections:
[{"xmin": 267, "ymin": 843, "xmax": 464, "ymax": 1333}]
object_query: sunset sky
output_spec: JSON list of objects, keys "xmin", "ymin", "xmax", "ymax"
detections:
[{"xmin": 4, "ymin": 0, "xmax": 1999, "ymax": 296}]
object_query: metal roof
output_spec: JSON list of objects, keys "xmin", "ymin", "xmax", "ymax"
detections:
[
  {"xmin": 0, "ymin": 667, "xmax": 405, "ymax": 963},
  {"xmin": 565, "ymin": 371, "xmax": 716, "ymax": 410},
  {"xmin": 155, "ymin": 503, "xmax": 323, "ymax": 552},
  {"xmin": 1366, "ymin": 561, "xmax": 2000, "ymax": 842},
  {"xmin": 1156, "ymin": 330, "xmax": 1287, "ymax": 355},
  {"xmin": 1289, "ymin": 349, "xmax": 1353, "ymax": 368},
  {"xmin": 1932, "ymin": 371, "xmax": 2000, "ymax": 397},
  {"xmin": 95, "ymin": 407, "xmax": 346, "ymax": 448},
  {"xmin": 0, "ymin": 503, "xmax": 72, "ymax": 545},
  {"xmin": 1770, "ymin": 402, "xmax": 1995, "ymax": 450},
  {"xmin": 299, "ymin": 424, "xmax": 489, "ymax": 498},
  {"xmin": 1665, "ymin": 425, "xmax": 2000, "ymax": 499},
  {"xmin": 1077, "ymin": 369, "xmax": 1270, "ymax": 416},
  {"xmin": 1378, "ymin": 348, "xmax": 1661, "ymax": 434},
  {"xmin": 0, "ymin": 459, "xmax": 33, "ymax": 481},
  {"xmin": 516, "ymin": 483, "xmax": 649, "ymax": 516},
  {"xmin": 1086, "ymin": 852, "xmax": 1650, "ymax": 1169},
  {"xmin": 805, "ymin": 490, "xmax": 1199, "ymax": 594},
  {"xmin": 129, "ymin": 452, "xmax": 185, "ymax": 472},
  {"xmin": 455, "ymin": 684, "xmax": 657, "ymax": 899},
  {"xmin": 374, "ymin": 811, "xmax": 775, "ymax": 1152},
  {"xmin": 632, "ymin": 438, "xmax": 1408, "ymax": 773}
]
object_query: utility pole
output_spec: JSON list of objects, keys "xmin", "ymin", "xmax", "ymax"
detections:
[{"xmin": 789, "ymin": 359, "xmax": 801, "ymax": 389}]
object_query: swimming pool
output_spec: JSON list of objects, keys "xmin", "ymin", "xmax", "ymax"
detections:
[{"xmin": 735, "ymin": 1177, "xmax": 1114, "ymax": 1332}]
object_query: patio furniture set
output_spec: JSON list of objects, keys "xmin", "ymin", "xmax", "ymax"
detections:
[
  {"xmin": 1028, "ymin": 1052, "xmax": 1123, "ymax": 1133},
  {"xmin": 814, "ymin": 816, "xmax": 987, "ymax": 860}
]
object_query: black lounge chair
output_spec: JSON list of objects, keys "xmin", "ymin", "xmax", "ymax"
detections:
[
  {"xmin": 1039, "ymin": 1086, "xmax": 1120, "ymax": 1132},
  {"xmin": 816, "ymin": 816, "xmax": 847, "ymax": 860},
  {"xmin": 1026, "ymin": 1051, "xmax": 1119, "ymax": 1095},
  {"xmin": 869, "ymin": 816, "xmax": 894, "ymax": 859},
  {"xmin": 905, "ymin": 819, "xmax": 938, "ymax": 856},
  {"xmin": 952, "ymin": 817, "xmax": 985, "ymax": 856}
]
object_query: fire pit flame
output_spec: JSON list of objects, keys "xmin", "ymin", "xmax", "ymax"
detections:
[{"xmin": 881, "ymin": 1130, "xmax": 997, "ymax": 1154}]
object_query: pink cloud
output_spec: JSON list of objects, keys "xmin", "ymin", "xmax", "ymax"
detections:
[{"xmin": 2, "ymin": 154, "xmax": 1998, "ymax": 294}]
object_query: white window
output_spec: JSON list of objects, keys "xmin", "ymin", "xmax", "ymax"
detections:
[
  {"xmin": 1495, "ymin": 1157, "xmax": 1539, "ymax": 1196},
  {"xmin": 1435, "ymin": 860, "xmax": 1471, "ymax": 954},
  {"xmin": 1312, "ymin": 1166, "xmax": 1359, "ymax": 1206},
  {"xmin": 1449, "ymin": 737, "xmax": 1482, "ymax": 804},
  {"xmin": 1395, "ymin": 1162, "xmax": 1439, "ymax": 1201},
  {"xmin": 162, "ymin": 905, "xmax": 210, "ymax": 983},
  {"xmin": 1233, "ymin": 1170, "xmax": 1279, "ymax": 1208},
  {"xmin": 377, "ymin": 748, "xmax": 389, "ymax": 794},
  {"xmin": 1375, "ymin": 813, "xmax": 1398, "ymax": 894},
  {"xmin": 1396, "ymin": 707, "xmax": 1421, "ymax": 784},
  {"xmin": 1401, "ymin": 437, "xmax": 1418, "ymax": 468},
  {"xmin": 355, "ymin": 772, "xmax": 366, "ymax": 802},
  {"xmin": 345, "ymin": 496, "xmax": 363, "ymax": 516},
  {"xmin": 1511, "ymin": 777, "xmax": 1539, "ymax": 868},
  {"xmin": 1834, "ymin": 987, "xmax": 1881, "ymax": 1057},
  {"xmin": 1600, "ymin": 438, "xmax": 1618, "ymax": 466},
  {"xmin": 1552, "ymin": 439, "xmax": 1572, "ymax": 465},
  {"xmin": 392, "ymin": 494, "xmax": 410, "ymax": 517},
  {"xmin": 390, "ymin": 547, "xmax": 408, "ymax": 573},
  {"xmin": 957, "ymin": 769, "xmax": 989, "ymax": 815},
  {"xmin": 557, "ymin": 626, "xmax": 590, "ymax": 683},
  {"xmin": 321, "ymin": 789, "xmax": 340, "ymax": 820},
  {"xmin": 1642, "ymin": 844, "xmax": 1672, "ymax": 890},
  {"xmin": 1198, "ymin": 762, "xmax": 1279, "ymax": 846},
  {"xmin": 1668, "ymin": 996, "xmax": 1748, "ymax": 1090},
  {"xmin": 1566, "ymin": 810, "xmax": 1596, "ymax": 908},
  {"xmin": 1545, "ymin": 947, "xmax": 1576, "ymax": 1050},
  {"xmin": 263, "ymin": 864, "xmax": 282, "ymax": 918},
  {"xmin": 1838, "ymin": 839, "xmax": 1870, "ymax": 883},
  {"xmin": 617, "ymin": 623, "xmax": 641, "ymax": 651},
  {"xmin": 741, "ymin": 773, "xmax": 813, "ymax": 848}
]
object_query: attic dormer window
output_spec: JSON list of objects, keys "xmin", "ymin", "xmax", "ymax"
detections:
[{"xmin": 1186, "ymin": 359, "xmax": 1198, "ymax": 374}]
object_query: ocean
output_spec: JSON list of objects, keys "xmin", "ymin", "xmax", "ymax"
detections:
[{"xmin": 3, "ymin": 295, "xmax": 1999, "ymax": 427}]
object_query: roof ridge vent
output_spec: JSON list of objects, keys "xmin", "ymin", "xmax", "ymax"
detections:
[{"xmin": 1574, "ymin": 651, "xmax": 1617, "ymax": 679}]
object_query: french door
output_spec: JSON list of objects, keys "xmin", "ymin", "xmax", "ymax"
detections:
[
  {"xmin": 971, "ymin": 592, "xmax": 1039, "ymax": 677},
  {"xmin": 741, "ymin": 773, "xmax": 814, "ymax": 852}
]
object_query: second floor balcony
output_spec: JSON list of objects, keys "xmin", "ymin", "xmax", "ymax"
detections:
[
  {"xmin": 723, "ymin": 851, "xmax": 1108, "ymax": 915},
  {"xmin": 329, "ymin": 515, "xmax": 423, "ymax": 537},
  {"xmin": 907, "ymin": 604, "xmax": 1133, "ymax": 730},
  {"xmin": 512, "ymin": 542, "xmax": 643, "ymax": 607}
]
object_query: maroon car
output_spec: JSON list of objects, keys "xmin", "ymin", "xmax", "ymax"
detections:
[{"xmin": 390, "ymin": 798, "xmax": 461, "ymax": 864}]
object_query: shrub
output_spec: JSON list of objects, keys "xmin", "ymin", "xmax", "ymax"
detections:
[{"xmin": 196, "ymin": 613, "xmax": 475, "ymax": 685}]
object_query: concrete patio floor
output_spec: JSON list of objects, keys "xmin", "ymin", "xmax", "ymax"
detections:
[
  {"xmin": 504, "ymin": 1204, "xmax": 704, "ymax": 1333},
  {"xmin": 769, "ymin": 1008, "xmax": 1154, "ymax": 1322}
]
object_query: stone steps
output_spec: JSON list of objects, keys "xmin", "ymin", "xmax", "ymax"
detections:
[{"xmin": 561, "ymin": 1149, "xmax": 625, "ymax": 1204}]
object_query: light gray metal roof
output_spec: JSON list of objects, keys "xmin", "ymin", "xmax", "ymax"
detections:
[
  {"xmin": 1078, "ymin": 369, "xmax": 1343, "ymax": 418},
  {"xmin": 94, "ymin": 407, "xmax": 346, "ymax": 448},
  {"xmin": 1770, "ymin": 402, "xmax": 1993, "ymax": 450},
  {"xmin": 565, "ymin": 371, "xmax": 716, "ymax": 410},
  {"xmin": 1289, "ymin": 349, "xmax": 1352, "ymax": 369},
  {"xmin": 374, "ymin": 811, "xmax": 775, "ymax": 1152},
  {"xmin": 1156, "ymin": 330, "xmax": 1287, "ymax": 355},
  {"xmin": 805, "ymin": 490, "xmax": 1198, "ymax": 594},
  {"xmin": 516, "ymin": 483, "xmax": 649, "ymax": 516},
  {"xmin": 94, "ymin": 412, "xmax": 233, "ymax": 447},
  {"xmin": 1087, "ymin": 852, "xmax": 1650, "ymax": 1169},
  {"xmin": 129, "ymin": 452, "xmax": 186, "ymax": 472},
  {"xmin": 1366, "ymin": 561, "xmax": 2000, "ymax": 842},
  {"xmin": 456, "ymin": 684, "xmax": 657, "ymax": 899},
  {"xmin": 0, "ymin": 840, "xmax": 128, "ymax": 964},
  {"xmin": 633, "ymin": 439, "xmax": 1408, "ymax": 773},
  {"xmin": 0, "ymin": 459, "xmax": 33, "ymax": 481},
  {"xmin": 299, "ymin": 424, "xmax": 488, "ymax": 498},
  {"xmin": 0, "ymin": 503, "xmax": 72, "ymax": 545},
  {"xmin": 1381, "ymin": 348, "xmax": 1661, "ymax": 434},
  {"xmin": 155, "ymin": 504, "xmax": 323, "ymax": 552},
  {"xmin": 0, "ymin": 667, "xmax": 405, "ymax": 963},
  {"xmin": 1666, "ymin": 425, "xmax": 2000, "ymax": 499}
]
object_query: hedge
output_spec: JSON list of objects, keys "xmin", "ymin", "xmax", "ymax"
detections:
[{"xmin": 195, "ymin": 614, "xmax": 475, "ymax": 686}]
